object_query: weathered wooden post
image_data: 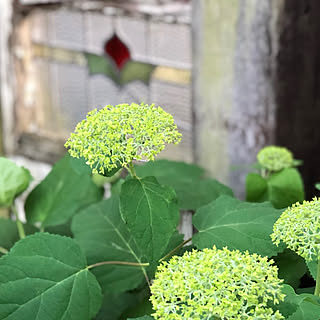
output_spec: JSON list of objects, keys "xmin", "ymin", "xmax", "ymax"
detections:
[
  {"xmin": 193, "ymin": 0, "xmax": 320, "ymax": 198},
  {"xmin": 192, "ymin": 0, "xmax": 282, "ymax": 197},
  {"xmin": 273, "ymin": 1, "xmax": 320, "ymax": 197},
  {"xmin": 0, "ymin": 0, "xmax": 15, "ymax": 156}
]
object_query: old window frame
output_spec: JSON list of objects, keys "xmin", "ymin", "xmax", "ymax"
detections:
[{"xmin": 1, "ymin": 0, "xmax": 192, "ymax": 162}]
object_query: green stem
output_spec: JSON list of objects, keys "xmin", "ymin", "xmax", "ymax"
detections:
[
  {"xmin": 160, "ymin": 237, "xmax": 192, "ymax": 262},
  {"xmin": 314, "ymin": 260, "xmax": 320, "ymax": 296},
  {"xmin": 142, "ymin": 267, "xmax": 151, "ymax": 288},
  {"xmin": 11, "ymin": 205, "xmax": 25, "ymax": 239},
  {"xmin": 0, "ymin": 246, "xmax": 8, "ymax": 254},
  {"xmin": 127, "ymin": 161, "xmax": 138, "ymax": 178},
  {"xmin": 261, "ymin": 168, "xmax": 271, "ymax": 178},
  {"xmin": 87, "ymin": 261, "xmax": 149, "ymax": 269},
  {"xmin": 87, "ymin": 260, "xmax": 151, "ymax": 287}
]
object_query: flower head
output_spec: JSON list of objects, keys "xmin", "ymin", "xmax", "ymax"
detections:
[
  {"xmin": 65, "ymin": 103, "xmax": 181, "ymax": 174},
  {"xmin": 271, "ymin": 198, "xmax": 320, "ymax": 261},
  {"xmin": 150, "ymin": 247, "xmax": 284, "ymax": 320},
  {"xmin": 257, "ymin": 146, "xmax": 293, "ymax": 171}
]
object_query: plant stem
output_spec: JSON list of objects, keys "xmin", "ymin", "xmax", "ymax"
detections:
[
  {"xmin": 127, "ymin": 161, "xmax": 138, "ymax": 178},
  {"xmin": 0, "ymin": 246, "xmax": 8, "ymax": 254},
  {"xmin": 261, "ymin": 168, "xmax": 271, "ymax": 178},
  {"xmin": 87, "ymin": 259, "xmax": 151, "ymax": 288},
  {"xmin": 142, "ymin": 268, "xmax": 151, "ymax": 288},
  {"xmin": 160, "ymin": 237, "xmax": 192, "ymax": 262},
  {"xmin": 314, "ymin": 260, "xmax": 320, "ymax": 296},
  {"xmin": 11, "ymin": 205, "xmax": 25, "ymax": 239},
  {"xmin": 87, "ymin": 260, "xmax": 149, "ymax": 270}
]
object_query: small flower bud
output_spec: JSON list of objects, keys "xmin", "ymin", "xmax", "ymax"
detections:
[{"xmin": 257, "ymin": 146, "xmax": 293, "ymax": 171}]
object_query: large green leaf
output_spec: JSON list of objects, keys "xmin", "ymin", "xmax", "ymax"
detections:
[
  {"xmin": 25, "ymin": 154, "xmax": 103, "ymax": 228},
  {"xmin": 135, "ymin": 160, "xmax": 233, "ymax": 210},
  {"xmin": 111, "ymin": 179, "xmax": 125, "ymax": 196},
  {"xmin": 267, "ymin": 168, "xmax": 304, "ymax": 209},
  {"xmin": 0, "ymin": 218, "xmax": 37, "ymax": 253},
  {"xmin": 296, "ymin": 287, "xmax": 316, "ymax": 294},
  {"xmin": 277, "ymin": 285, "xmax": 320, "ymax": 320},
  {"xmin": 176, "ymin": 179, "xmax": 234, "ymax": 210},
  {"xmin": 0, "ymin": 233, "xmax": 102, "ymax": 320},
  {"xmin": 0, "ymin": 157, "xmax": 32, "ymax": 208},
  {"xmin": 192, "ymin": 196, "xmax": 284, "ymax": 257},
  {"xmin": 306, "ymin": 259, "xmax": 318, "ymax": 280},
  {"xmin": 246, "ymin": 169, "xmax": 304, "ymax": 209},
  {"xmin": 128, "ymin": 317, "xmax": 154, "ymax": 320},
  {"xmin": 135, "ymin": 160, "xmax": 204, "ymax": 181},
  {"xmin": 276, "ymin": 285, "xmax": 302, "ymax": 318},
  {"xmin": 44, "ymin": 222, "xmax": 73, "ymax": 237},
  {"xmin": 273, "ymin": 249, "xmax": 307, "ymax": 289},
  {"xmin": 123, "ymin": 295, "xmax": 153, "ymax": 319},
  {"xmin": 96, "ymin": 287, "xmax": 150, "ymax": 320},
  {"xmin": 163, "ymin": 231, "xmax": 185, "ymax": 257},
  {"xmin": 72, "ymin": 197, "xmax": 146, "ymax": 293},
  {"xmin": 287, "ymin": 297, "xmax": 320, "ymax": 320},
  {"xmin": 68, "ymin": 156, "xmax": 91, "ymax": 175},
  {"xmin": 246, "ymin": 173, "xmax": 268, "ymax": 202},
  {"xmin": 120, "ymin": 177, "xmax": 179, "ymax": 263},
  {"xmin": 96, "ymin": 292, "xmax": 135, "ymax": 320},
  {"xmin": 97, "ymin": 285, "xmax": 151, "ymax": 320}
]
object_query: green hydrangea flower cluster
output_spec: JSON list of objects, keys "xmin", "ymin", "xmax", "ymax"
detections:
[
  {"xmin": 257, "ymin": 146, "xmax": 293, "ymax": 171},
  {"xmin": 65, "ymin": 103, "xmax": 181, "ymax": 174},
  {"xmin": 271, "ymin": 197, "xmax": 320, "ymax": 261},
  {"xmin": 150, "ymin": 247, "xmax": 284, "ymax": 320}
]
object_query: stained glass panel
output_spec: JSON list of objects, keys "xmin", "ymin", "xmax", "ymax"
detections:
[{"xmin": 16, "ymin": 4, "xmax": 193, "ymax": 162}]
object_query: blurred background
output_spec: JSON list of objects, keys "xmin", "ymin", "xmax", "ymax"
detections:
[{"xmin": 1, "ymin": 0, "xmax": 319, "ymax": 198}]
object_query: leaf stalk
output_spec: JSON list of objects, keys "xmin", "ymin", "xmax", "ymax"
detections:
[
  {"xmin": 314, "ymin": 259, "xmax": 320, "ymax": 296},
  {"xmin": 0, "ymin": 246, "xmax": 8, "ymax": 254},
  {"xmin": 11, "ymin": 204, "xmax": 25, "ymax": 239},
  {"xmin": 87, "ymin": 260, "xmax": 149, "ymax": 270},
  {"xmin": 160, "ymin": 237, "xmax": 192, "ymax": 262},
  {"xmin": 127, "ymin": 161, "xmax": 138, "ymax": 178}
]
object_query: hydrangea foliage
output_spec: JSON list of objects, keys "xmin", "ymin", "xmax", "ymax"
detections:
[
  {"xmin": 65, "ymin": 103, "xmax": 181, "ymax": 174},
  {"xmin": 271, "ymin": 197, "xmax": 320, "ymax": 261},
  {"xmin": 150, "ymin": 247, "xmax": 284, "ymax": 320},
  {"xmin": 257, "ymin": 146, "xmax": 293, "ymax": 171}
]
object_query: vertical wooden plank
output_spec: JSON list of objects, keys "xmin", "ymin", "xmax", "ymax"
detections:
[
  {"xmin": 192, "ymin": 0, "xmax": 280, "ymax": 197},
  {"xmin": 192, "ymin": 0, "xmax": 239, "ymax": 184},
  {"xmin": 178, "ymin": 211, "xmax": 193, "ymax": 241},
  {"xmin": 0, "ymin": 102, "xmax": 3, "ymax": 156},
  {"xmin": 0, "ymin": 0, "xmax": 15, "ymax": 155}
]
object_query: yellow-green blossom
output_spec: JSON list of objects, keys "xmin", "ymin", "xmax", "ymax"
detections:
[
  {"xmin": 271, "ymin": 197, "xmax": 320, "ymax": 261},
  {"xmin": 257, "ymin": 146, "xmax": 293, "ymax": 171},
  {"xmin": 65, "ymin": 103, "xmax": 181, "ymax": 174},
  {"xmin": 150, "ymin": 247, "xmax": 284, "ymax": 320}
]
